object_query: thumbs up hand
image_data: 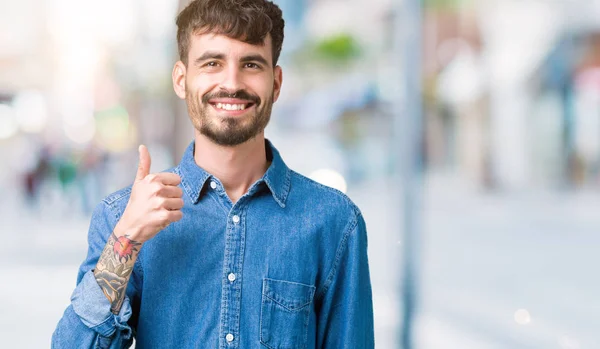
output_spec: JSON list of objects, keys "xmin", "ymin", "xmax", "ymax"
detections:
[{"xmin": 114, "ymin": 145, "xmax": 184, "ymax": 243}]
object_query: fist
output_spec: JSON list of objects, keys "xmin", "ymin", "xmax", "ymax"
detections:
[{"xmin": 115, "ymin": 145, "xmax": 184, "ymax": 243}]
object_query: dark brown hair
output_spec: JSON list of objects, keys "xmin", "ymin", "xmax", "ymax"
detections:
[{"xmin": 176, "ymin": 0, "xmax": 285, "ymax": 67}]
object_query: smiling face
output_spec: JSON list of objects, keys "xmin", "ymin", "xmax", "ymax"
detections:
[{"xmin": 172, "ymin": 32, "xmax": 283, "ymax": 146}]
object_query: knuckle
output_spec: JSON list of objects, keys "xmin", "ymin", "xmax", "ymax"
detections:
[
  {"xmin": 146, "ymin": 173, "xmax": 157, "ymax": 182},
  {"xmin": 155, "ymin": 185, "xmax": 167, "ymax": 196},
  {"xmin": 152, "ymin": 182, "xmax": 163, "ymax": 194},
  {"xmin": 153, "ymin": 197, "xmax": 165, "ymax": 209},
  {"xmin": 157, "ymin": 210, "xmax": 170, "ymax": 221}
]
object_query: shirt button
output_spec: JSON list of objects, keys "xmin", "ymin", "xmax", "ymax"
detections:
[
  {"xmin": 210, "ymin": 181, "xmax": 217, "ymax": 189},
  {"xmin": 226, "ymin": 333, "xmax": 234, "ymax": 342},
  {"xmin": 232, "ymin": 215, "xmax": 240, "ymax": 224},
  {"xmin": 228, "ymin": 273, "xmax": 236, "ymax": 282}
]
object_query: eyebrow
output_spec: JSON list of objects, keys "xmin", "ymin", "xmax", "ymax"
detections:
[{"xmin": 193, "ymin": 51, "xmax": 226, "ymax": 65}]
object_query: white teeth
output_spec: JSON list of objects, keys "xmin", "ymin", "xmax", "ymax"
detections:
[{"xmin": 215, "ymin": 103, "xmax": 247, "ymax": 111}]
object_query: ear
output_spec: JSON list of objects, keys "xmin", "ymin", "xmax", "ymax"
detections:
[
  {"xmin": 272, "ymin": 65, "xmax": 283, "ymax": 103},
  {"xmin": 172, "ymin": 61, "xmax": 187, "ymax": 100}
]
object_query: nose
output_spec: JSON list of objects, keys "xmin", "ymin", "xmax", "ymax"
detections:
[{"xmin": 218, "ymin": 65, "xmax": 245, "ymax": 93}]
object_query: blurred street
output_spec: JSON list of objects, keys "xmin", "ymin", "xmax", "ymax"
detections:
[
  {"xmin": 1, "ymin": 174, "xmax": 598, "ymax": 348},
  {"xmin": 417, "ymin": 176, "xmax": 600, "ymax": 349}
]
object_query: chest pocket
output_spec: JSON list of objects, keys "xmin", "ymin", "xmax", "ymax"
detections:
[{"xmin": 260, "ymin": 278, "xmax": 316, "ymax": 349}]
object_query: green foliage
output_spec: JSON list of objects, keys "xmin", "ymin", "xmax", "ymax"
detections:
[{"xmin": 313, "ymin": 33, "xmax": 361, "ymax": 62}]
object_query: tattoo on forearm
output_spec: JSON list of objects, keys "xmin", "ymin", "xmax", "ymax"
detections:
[{"xmin": 94, "ymin": 233, "xmax": 142, "ymax": 314}]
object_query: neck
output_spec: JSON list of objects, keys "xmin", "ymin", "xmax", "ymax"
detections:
[{"xmin": 193, "ymin": 131, "xmax": 269, "ymax": 203}]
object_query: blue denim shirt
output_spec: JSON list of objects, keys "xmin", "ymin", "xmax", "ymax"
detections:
[{"xmin": 52, "ymin": 140, "xmax": 374, "ymax": 349}]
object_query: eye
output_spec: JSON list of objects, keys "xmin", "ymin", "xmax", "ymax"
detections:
[
  {"xmin": 204, "ymin": 61, "xmax": 219, "ymax": 68},
  {"xmin": 244, "ymin": 63, "xmax": 260, "ymax": 69}
]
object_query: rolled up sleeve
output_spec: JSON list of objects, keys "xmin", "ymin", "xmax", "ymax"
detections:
[
  {"xmin": 71, "ymin": 270, "xmax": 133, "ymax": 338},
  {"xmin": 52, "ymin": 198, "xmax": 138, "ymax": 349}
]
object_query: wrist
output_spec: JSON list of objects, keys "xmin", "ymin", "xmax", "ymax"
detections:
[{"xmin": 114, "ymin": 221, "xmax": 144, "ymax": 243}]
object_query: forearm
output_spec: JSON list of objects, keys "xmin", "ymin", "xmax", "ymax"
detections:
[{"xmin": 93, "ymin": 231, "xmax": 142, "ymax": 314}]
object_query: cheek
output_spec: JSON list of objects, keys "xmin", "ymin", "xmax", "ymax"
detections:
[
  {"xmin": 187, "ymin": 74, "xmax": 219, "ymax": 97},
  {"xmin": 249, "ymin": 76, "xmax": 274, "ymax": 97}
]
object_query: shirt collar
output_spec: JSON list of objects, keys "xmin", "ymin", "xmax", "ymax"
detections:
[
  {"xmin": 262, "ymin": 139, "xmax": 291, "ymax": 208},
  {"xmin": 177, "ymin": 139, "xmax": 291, "ymax": 208},
  {"xmin": 177, "ymin": 141, "xmax": 211, "ymax": 205}
]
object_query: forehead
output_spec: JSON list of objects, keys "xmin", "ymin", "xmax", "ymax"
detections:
[{"xmin": 188, "ymin": 33, "xmax": 272, "ymax": 62}]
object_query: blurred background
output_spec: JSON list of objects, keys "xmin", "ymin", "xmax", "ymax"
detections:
[{"xmin": 1, "ymin": 0, "xmax": 599, "ymax": 348}]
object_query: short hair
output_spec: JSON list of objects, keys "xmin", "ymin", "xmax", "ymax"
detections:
[{"xmin": 176, "ymin": 0, "xmax": 285, "ymax": 67}]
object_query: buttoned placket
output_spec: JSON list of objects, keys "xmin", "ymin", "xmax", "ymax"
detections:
[{"xmin": 211, "ymin": 180, "xmax": 248, "ymax": 349}]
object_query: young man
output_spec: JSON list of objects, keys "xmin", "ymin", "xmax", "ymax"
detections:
[{"xmin": 52, "ymin": 0, "xmax": 374, "ymax": 347}]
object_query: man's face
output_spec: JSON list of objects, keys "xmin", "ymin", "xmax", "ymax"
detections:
[{"xmin": 173, "ymin": 33, "xmax": 282, "ymax": 146}]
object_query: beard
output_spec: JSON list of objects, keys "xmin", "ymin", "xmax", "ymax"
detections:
[{"xmin": 186, "ymin": 87, "xmax": 273, "ymax": 147}]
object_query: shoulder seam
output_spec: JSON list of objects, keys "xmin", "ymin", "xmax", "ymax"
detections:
[{"xmin": 289, "ymin": 170, "xmax": 356, "ymax": 207}]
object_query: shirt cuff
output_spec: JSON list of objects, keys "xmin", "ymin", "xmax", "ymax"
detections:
[{"xmin": 71, "ymin": 270, "xmax": 133, "ymax": 338}]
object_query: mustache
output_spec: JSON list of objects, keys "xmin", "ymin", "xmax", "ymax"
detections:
[{"xmin": 202, "ymin": 90, "xmax": 261, "ymax": 106}]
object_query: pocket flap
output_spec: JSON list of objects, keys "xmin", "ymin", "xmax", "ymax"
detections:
[{"xmin": 263, "ymin": 278, "xmax": 316, "ymax": 311}]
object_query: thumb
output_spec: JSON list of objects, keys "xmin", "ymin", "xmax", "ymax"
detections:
[{"xmin": 136, "ymin": 144, "xmax": 151, "ymax": 181}]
